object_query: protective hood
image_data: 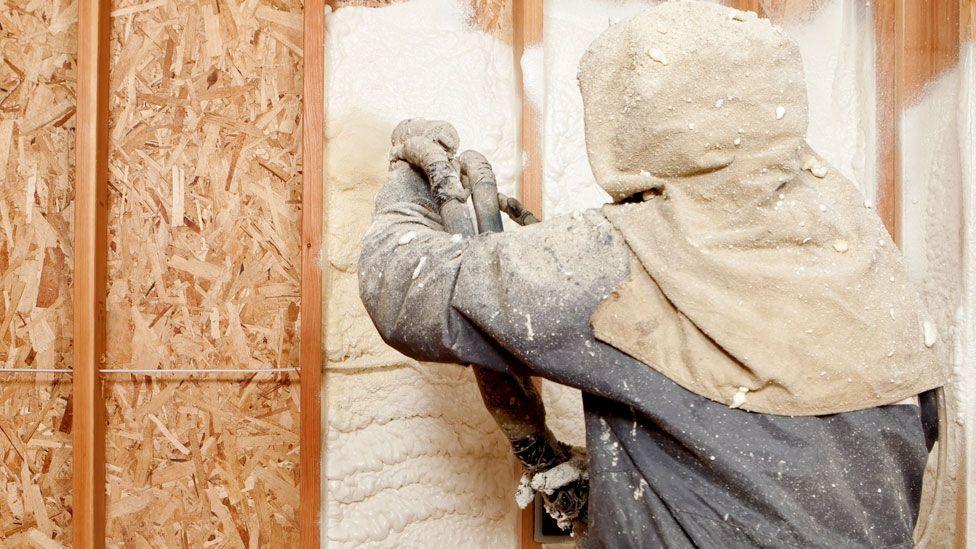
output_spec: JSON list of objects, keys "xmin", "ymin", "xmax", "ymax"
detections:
[
  {"xmin": 582, "ymin": 1, "xmax": 946, "ymax": 415},
  {"xmin": 579, "ymin": 0, "xmax": 807, "ymax": 201}
]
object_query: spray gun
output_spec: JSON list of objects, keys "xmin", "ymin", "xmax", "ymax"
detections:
[{"xmin": 390, "ymin": 119, "xmax": 588, "ymax": 534}]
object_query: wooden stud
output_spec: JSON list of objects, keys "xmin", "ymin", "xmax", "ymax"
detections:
[
  {"xmin": 516, "ymin": 476, "xmax": 540, "ymax": 549},
  {"xmin": 301, "ymin": 1, "xmax": 325, "ymax": 548},
  {"xmin": 873, "ymin": 0, "xmax": 901, "ymax": 244},
  {"xmin": 875, "ymin": 1, "xmax": 961, "ymax": 245},
  {"xmin": 964, "ymin": 8, "xmax": 975, "ymax": 547},
  {"xmin": 513, "ymin": 1, "xmax": 543, "ymax": 547},
  {"xmin": 514, "ymin": 0, "xmax": 544, "ymax": 218},
  {"xmin": 74, "ymin": 0, "xmax": 110, "ymax": 546},
  {"xmin": 900, "ymin": 1, "xmax": 961, "ymax": 103},
  {"xmin": 964, "ymin": 0, "xmax": 975, "ymax": 42},
  {"xmin": 963, "ymin": 4, "xmax": 974, "ymax": 540}
]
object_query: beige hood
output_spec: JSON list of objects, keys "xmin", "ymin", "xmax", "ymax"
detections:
[{"xmin": 581, "ymin": 1, "xmax": 946, "ymax": 415}]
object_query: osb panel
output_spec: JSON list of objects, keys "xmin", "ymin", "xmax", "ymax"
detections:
[
  {"xmin": 0, "ymin": 380, "xmax": 73, "ymax": 546},
  {"xmin": 0, "ymin": 0, "xmax": 76, "ymax": 544},
  {"xmin": 104, "ymin": 377, "xmax": 299, "ymax": 546},
  {"xmin": 106, "ymin": 0, "xmax": 303, "ymax": 542},
  {"xmin": 106, "ymin": 0, "xmax": 302, "ymax": 371}
]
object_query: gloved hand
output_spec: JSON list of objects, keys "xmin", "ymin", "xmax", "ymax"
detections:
[
  {"xmin": 514, "ymin": 445, "xmax": 589, "ymax": 535},
  {"xmin": 388, "ymin": 118, "xmax": 469, "ymax": 208},
  {"xmin": 389, "ymin": 118, "xmax": 459, "ymax": 160}
]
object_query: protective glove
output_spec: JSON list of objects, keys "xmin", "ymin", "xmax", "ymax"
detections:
[
  {"xmin": 388, "ymin": 118, "xmax": 469, "ymax": 207},
  {"xmin": 514, "ymin": 444, "xmax": 589, "ymax": 536}
]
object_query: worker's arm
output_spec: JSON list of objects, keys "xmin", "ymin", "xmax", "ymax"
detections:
[
  {"xmin": 363, "ymin": 163, "xmax": 574, "ymax": 430},
  {"xmin": 360, "ymin": 161, "xmax": 628, "ymax": 531},
  {"xmin": 359, "ymin": 162, "xmax": 630, "ymax": 390},
  {"xmin": 357, "ymin": 163, "xmax": 514, "ymax": 370}
]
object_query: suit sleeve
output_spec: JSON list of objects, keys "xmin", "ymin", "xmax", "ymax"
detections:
[
  {"xmin": 358, "ymin": 163, "xmax": 630, "ymax": 380},
  {"xmin": 358, "ymin": 163, "xmax": 514, "ymax": 372}
]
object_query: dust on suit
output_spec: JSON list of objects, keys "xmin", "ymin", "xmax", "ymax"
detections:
[
  {"xmin": 357, "ymin": 1, "xmax": 944, "ymax": 547},
  {"xmin": 358, "ymin": 166, "xmax": 934, "ymax": 548}
]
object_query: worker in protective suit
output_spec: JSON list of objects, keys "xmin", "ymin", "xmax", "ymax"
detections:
[{"xmin": 358, "ymin": 1, "xmax": 947, "ymax": 547}]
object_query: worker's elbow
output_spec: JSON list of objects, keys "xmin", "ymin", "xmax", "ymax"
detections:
[
  {"xmin": 357, "ymin": 249, "xmax": 418, "ymax": 352},
  {"xmin": 368, "ymin": 316, "xmax": 410, "ymax": 356},
  {"xmin": 357, "ymin": 256, "xmax": 395, "ymax": 337},
  {"xmin": 359, "ymin": 281, "xmax": 452, "ymax": 363},
  {"xmin": 358, "ymin": 285, "xmax": 405, "ymax": 353}
]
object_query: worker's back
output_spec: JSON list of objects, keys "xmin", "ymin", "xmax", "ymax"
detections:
[
  {"xmin": 446, "ymin": 207, "xmax": 929, "ymax": 548},
  {"xmin": 359, "ymin": 171, "xmax": 932, "ymax": 546}
]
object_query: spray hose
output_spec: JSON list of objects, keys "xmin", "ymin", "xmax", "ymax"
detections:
[
  {"xmin": 390, "ymin": 119, "xmax": 587, "ymax": 534},
  {"xmin": 458, "ymin": 149, "xmax": 588, "ymax": 535},
  {"xmin": 914, "ymin": 386, "xmax": 949, "ymax": 546}
]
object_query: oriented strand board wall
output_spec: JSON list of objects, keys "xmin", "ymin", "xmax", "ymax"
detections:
[
  {"xmin": 0, "ymin": 0, "xmax": 76, "ymax": 544},
  {"xmin": 103, "ymin": 377, "xmax": 299, "ymax": 545},
  {"xmin": 104, "ymin": 0, "xmax": 303, "ymax": 543}
]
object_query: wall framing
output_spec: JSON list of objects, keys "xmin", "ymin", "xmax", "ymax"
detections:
[
  {"xmin": 73, "ymin": 0, "xmax": 110, "ymax": 545},
  {"xmin": 301, "ymin": 1, "xmax": 325, "ymax": 546},
  {"xmin": 0, "ymin": 0, "xmax": 963, "ymax": 546},
  {"xmin": 513, "ymin": 1, "xmax": 544, "ymax": 546},
  {"xmin": 68, "ymin": 0, "xmax": 324, "ymax": 545}
]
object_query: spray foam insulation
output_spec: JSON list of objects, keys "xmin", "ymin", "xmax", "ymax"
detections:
[
  {"xmin": 899, "ymin": 44, "xmax": 973, "ymax": 545},
  {"xmin": 0, "ymin": 0, "xmax": 76, "ymax": 543},
  {"xmin": 331, "ymin": 0, "xmax": 512, "ymax": 37},
  {"xmin": 104, "ymin": 0, "xmax": 302, "ymax": 544},
  {"xmin": 321, "ymin": 0, "xmax": 526, "ymax": 546}
]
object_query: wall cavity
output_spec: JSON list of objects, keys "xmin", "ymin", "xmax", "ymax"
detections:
[
  {"xmin": 104, "ymin": 0, "xmax": 303, "ymax": 543},
  {"xmin": 322, "ymin": 1, "xmax": 520, "ymax": 546}
]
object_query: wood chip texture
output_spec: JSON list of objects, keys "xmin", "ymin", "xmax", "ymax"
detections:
[
  {"xmin": 105, "ymin": 0, "xmax": 302, "ymax": 544},
  {"xmin": 0, "ymin": 0, "xmax": 76, "ymax": 544}
]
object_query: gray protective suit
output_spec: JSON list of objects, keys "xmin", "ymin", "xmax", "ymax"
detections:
[
  {"xmin": 358, "ymin": 167, "xmax": 930, "ymax": 548},
  {"xmin": 358, "ymin": 2, "xmax": 935, "ymax": 547}
]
